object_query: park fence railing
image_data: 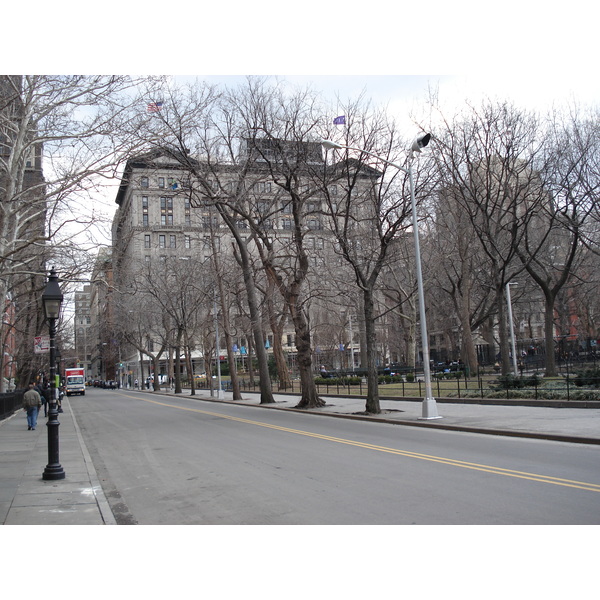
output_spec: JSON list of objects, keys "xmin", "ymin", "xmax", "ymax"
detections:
[
  {"xmin": 0, "ymin": 390, "xmax": 24, "ymax": 421},
  {"xmin": 221, "ymin": 371, "xmax": 600, "ymax": 405}
]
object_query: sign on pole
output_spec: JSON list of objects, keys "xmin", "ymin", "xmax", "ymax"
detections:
[{"xmin": 34, "ymin": 336, "xmax": 50, "ymax": 354}]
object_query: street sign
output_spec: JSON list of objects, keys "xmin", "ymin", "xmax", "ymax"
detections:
[{"xmin": 34, "ymin": 335, "xmax": 50, "ymax": 354}]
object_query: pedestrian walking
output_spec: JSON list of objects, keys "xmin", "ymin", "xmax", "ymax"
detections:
[
  {"xmin": 36, "ymin": 382, "xmax": 48, "ymax": 417},
  {"xmin": 23, "ymin": 382, "xmax": 42, "ymax": 431}
]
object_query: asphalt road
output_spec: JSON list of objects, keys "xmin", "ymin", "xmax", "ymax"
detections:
[{"xmin": 70, "ymin": 387, "xmax": 600, "ymax": 525}]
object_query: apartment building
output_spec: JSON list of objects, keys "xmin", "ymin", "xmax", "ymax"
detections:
[{"xmin": 110, "ymin": 140, "xmax": 382, "ymax": 379}]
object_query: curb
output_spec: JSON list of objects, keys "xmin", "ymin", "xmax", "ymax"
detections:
[
  {"xmin": 65, "ymin": 398, "xmax": 117, "ymax": 525},
  {"xmin": 152, "ymin": 390, "xmax": 600, "ymax": 446}
]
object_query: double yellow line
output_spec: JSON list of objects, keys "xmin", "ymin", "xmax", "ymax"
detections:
[{"xmin": 136, "ymin": 394, "xmax": 600, "ymax": 494}]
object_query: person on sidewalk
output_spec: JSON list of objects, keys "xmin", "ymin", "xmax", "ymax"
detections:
[
  {"xmin": 36, "ymin": 382, "xmax": 48, "ymax": 417},
  {"xmin": 23, "ymin": 382, "xmax": 42, "ymax": 431}
]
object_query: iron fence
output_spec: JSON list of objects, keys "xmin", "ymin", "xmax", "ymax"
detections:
[{"xmin": 0, "ymin": 390, "xmax": 24, "ymax": 421}]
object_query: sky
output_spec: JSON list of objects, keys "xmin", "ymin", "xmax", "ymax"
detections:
[{"xmin": 75, "ymin": 69, "xmax": 598, "ymax": 252}]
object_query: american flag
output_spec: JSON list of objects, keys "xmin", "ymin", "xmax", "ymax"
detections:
[{"xmin": 147, "ymin": 101, "xmax": 163, "ymax": 113}]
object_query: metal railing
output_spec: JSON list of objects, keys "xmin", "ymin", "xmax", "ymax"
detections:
[{"xmin": 0, "ymin": 390, "xmax": 24, "ymax": 421}]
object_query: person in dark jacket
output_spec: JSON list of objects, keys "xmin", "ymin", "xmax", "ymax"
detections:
[{"xmin": 23, "ymin": 383, "xmax": 42, "ymax": 430}]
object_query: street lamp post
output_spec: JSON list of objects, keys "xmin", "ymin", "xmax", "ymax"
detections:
[
  {"xmin": 321, "ymin": 135, "xmax": 441, "ymax": 419},
  {"xmin": 41, "ymin": 268, "xmax": 65, "ymax": 480},
  {"xmin": 506, "ymin": 282, "xmax": 519, "ymax": 376}
]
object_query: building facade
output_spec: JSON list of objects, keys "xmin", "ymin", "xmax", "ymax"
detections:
[{"xmin": 109, "ymin": 142, "xmax": 384, "ymax": 382}]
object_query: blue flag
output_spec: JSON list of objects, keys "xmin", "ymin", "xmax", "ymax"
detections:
[{"xmin": 333, "ymin": 115, "xmax": 346, "ymax": 125}]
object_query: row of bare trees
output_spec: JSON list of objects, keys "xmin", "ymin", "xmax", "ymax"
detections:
[
  {"xmin": 0, "ymin": 75, "xmax": 170, "ymax": 389},
  {"xmin": 113, "ymin": 78, "xmax": 599, "ymax": 414},
  {"xmin": 3, "ymin": 76, "xmax": 597, "ymax": 416}
]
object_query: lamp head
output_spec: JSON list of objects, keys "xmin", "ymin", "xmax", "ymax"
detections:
[
  {"xmin": 42, "ymin": 268, "xmax": 64, "ymax": 320},
  {"xmin": 411, "ymin": 132, "xmax": 431, "ymax": 153},
  {"xmin": 321, "ymin": 139, "xmax": 345, "ymax": 151}
]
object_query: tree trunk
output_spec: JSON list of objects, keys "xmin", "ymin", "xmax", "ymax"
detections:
[
  {"xmin": 543, "ymin": 293, "xmax": 558, "ymax": 377},
  {"xmin": 184, "ymin": 342, "xmax": 196, "ymax": 396},
  {"xmin": 152, "ymin": 355, "xmax": 161, "ymax": 391},
  {"xmin": 217, "ymin": 285, "xmax": 242, "ymax": 400},
  {"xmin": 363, "ymin": 288, "xmax": 381, "ymax": 414},
  {"xmin": 290, "ymin": 293, "xmax": 324, "ymax": 409},
  {"xmin": 234, "ymin": 229, "xmax": 274, "ymax": 404},
  {"xmin": 496, "ymin": 288, "xmax": 511, "ymax": 376},
  {"xmin": 457, "ymin": 288, "xmax": 478, "ymax": 375},
  {"xmin": 174, "ymin": 330, "xmax": 183, "ymax": 394}
]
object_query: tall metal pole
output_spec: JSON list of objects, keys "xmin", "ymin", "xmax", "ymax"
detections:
[
  {"xmin": 42, "ymin": 270, "xmax": 65, "ymax": 480},
  {"xmin": 506, "ymin": 283, "xmax": 519, "ymax": 376},
  {"xmin": 348, "ymin": 314, "xmax": 355, "ymax": 372},
  {"xmin": 408, "ymin": 162, "xmax": 440, "ymax": 419}
]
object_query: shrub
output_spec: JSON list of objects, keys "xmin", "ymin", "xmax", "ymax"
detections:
[
  {"xmin": 493, "ymin": 374, "xmax": 542, "ymax": 390},
  {"xmin": 571, "ymin": 368, "xmax": 600, "ymax": 388}
]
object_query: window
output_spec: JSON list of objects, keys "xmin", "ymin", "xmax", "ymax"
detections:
[
  {"xmin": 257, "ymin": 201, "xmax": 268, "ymax": 214},
  {"xmin": 142, "ymin": 196, "xmax": 149, "ymax": 226},
  {"xmin": 141, "ymin": 176, "xmax": 149, "ymax": 188},
  {"xmin": 159, "ymin": 235, "xmax": 166, "ymax": 248},
  {"xmin": 203, "ymin": 215, "xmax": 219, "ymax": 229},
  {"xmin": 158, "ymin": 177, "xmax": 165, "ymax": 188},
  {"xmin": 184, "ymin": 198, "xmax": 191, "ymax": 226},
  {"xmin": 254, "ymin": 181, "xmax": 271, "ymax": 193},
  {"xmin": 185, "ymin": 236, "xmax": 191, "ymax": 249},
  {"xmin": 169, "ymin": 235, "xmax": 176, "ymax": 248},
  {"xmin": 282, "ymin": 218, "xmax": 292, "ymax": 230},
  {"xmin": 144, "ymin": 235, "xmax": 151, "ymax": 248},
  {"xmin": 160, "ymin": 197, "xmax": 173, "ymax": 225}
]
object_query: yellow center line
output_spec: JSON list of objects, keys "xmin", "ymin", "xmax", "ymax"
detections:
[{"xmin": 132, "ymin": 394, "xmax": 600, "ymax": 493}]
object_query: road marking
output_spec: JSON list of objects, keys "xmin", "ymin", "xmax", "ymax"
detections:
[{"xmin": 129, "ymin": 394, "xmax": 600, "ymax": 493}]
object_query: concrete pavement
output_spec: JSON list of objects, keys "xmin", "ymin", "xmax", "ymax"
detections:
[
  {"xmin": 0, "ymin": 397, "xmax": 115, "ymax": 525},
  {"xmin": 2, "ymin": 388, "xmax": 599, "ymax": 525}
]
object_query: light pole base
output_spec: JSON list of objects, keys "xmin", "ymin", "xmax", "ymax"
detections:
[
  {"xmin": 217, "ymin": 390, "xmax": 224, "ymax": 400},
  {"xmin": 42, "ymin": 465, "xmax": 66, "ymax": 480},
  {"xmin": 419, "ymin": 398, "xmax": 442, "ymax": 420}
]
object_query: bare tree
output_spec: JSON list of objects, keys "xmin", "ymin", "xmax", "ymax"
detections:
[
  {"xmin": 513, "ymin": 106, "xmax": 600, "ymax": 375},
  {"xmin": 320, "ymin": 103, "xmax": 433, "ymax": 414},
  {"xmin": 0, "ymin": 75, "xmax": 155, "ymax": 388},
  {"xmin": 431, "ymin": 100, "xmax": 546, "ymax": 375}
]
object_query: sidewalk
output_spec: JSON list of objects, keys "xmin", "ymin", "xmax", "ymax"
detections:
[
  {"xmin": 0, "ymin": 397, "xmax": 115, "ymax": 525},
  {"xmin": 2, "ymin": 389, "xmax": 599, "ymax": 525}
]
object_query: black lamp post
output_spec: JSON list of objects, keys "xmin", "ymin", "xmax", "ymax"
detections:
[{"xmin": 42, "ymin": 268, "xmax": 65, "ymax": 481}]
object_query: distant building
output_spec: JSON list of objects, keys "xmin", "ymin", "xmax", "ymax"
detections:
[{"xmin": 110, "ymin": 141, "xmax": 381, "ymax": 379}]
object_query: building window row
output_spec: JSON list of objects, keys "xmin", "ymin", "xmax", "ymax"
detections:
[
  {"xmin": 141, "ymin": 176, "xmax": 181, "ymax": 190},
  {"xmin": 144, "ymin": 233, "xmax": 192, "ymax": 250}
]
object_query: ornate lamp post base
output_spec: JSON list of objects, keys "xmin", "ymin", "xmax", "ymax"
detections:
[{"xmin": 42, "ymin": 402, "xmax": 65, "ymax": 480}]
